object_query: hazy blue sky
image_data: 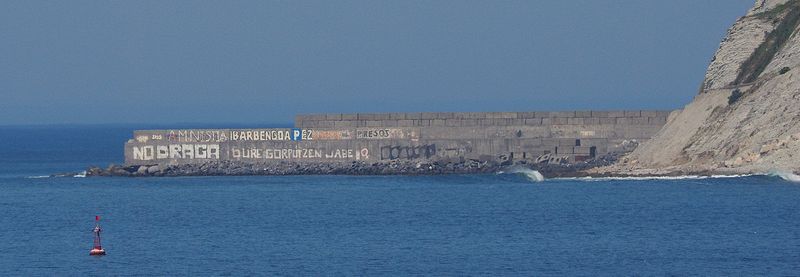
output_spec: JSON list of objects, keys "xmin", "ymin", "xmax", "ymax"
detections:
[{"xmin": 1, "ymin": 0, "xmax": 754, "ymax": 125}]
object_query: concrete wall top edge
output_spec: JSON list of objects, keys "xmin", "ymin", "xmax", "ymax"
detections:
[{"xmin": 295, "ymin": 110, "xmax": 676, "ymax": 122}]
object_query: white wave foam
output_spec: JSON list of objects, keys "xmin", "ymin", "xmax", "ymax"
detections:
[
  {"xmin": 25, "ymin": 175, "xmax": 51, "ymax": 179},
  {"xmin": 497, "ymin": 166, "xmax": 545, "ymax": 182},
  {"xmin": 73, "ymin": 171, "xmax": 87, "ymax": 178},
  {"xmin": 561, "ymin": 174, "xmax": 753, "ymax": 182},
  {"xmin": 768, "ymin": 170, "xmax": 800, "ymax": 182}
]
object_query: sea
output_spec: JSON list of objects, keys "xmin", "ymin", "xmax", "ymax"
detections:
[{"xmin": 1, "ymin": 125, "xmax": 799, "ymax": 276}]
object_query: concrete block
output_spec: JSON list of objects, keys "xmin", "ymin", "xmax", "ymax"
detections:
[
  {"xmin": 590, "ymin": 111, "xmax": 610, "ymax": 117},
  {"xmin": 420, "ymin": 112, "xmax": 438, "ymax": 120},
  {"xmin": 439, "ymin": 112, "xmax": 456, "ymax": 119},
  {"xmin": 573, "ymin": 146, "xmax": 592, "ymax": 155},
  {"xmin": 334, "ymin": 121, "xmax": 355, "ymax": 127},
  {"xmin": 519, "ymin": 138, "xmax": 543, "ymax": 147},
  {"xmin": 575, "ymin": 111, "xmax": 592, "ymax": 117},
  {"xmin": 552, "ymin": 117, "xmax": 570, "ymax": 125},
  {"xmin": 382, "ymin": 120, "xmax": 398, "ymax": 127},
  {"xmin": 606, "ymin": 111, "xmax": 626, "ymax": 117},
  {"xmin": 405, "ymin": 113, "xmax": 422, "ymax": 120},
  {"xmin": 541, "ymin": 138, "xmax": 560, "ymax": 146},
  {"xmin": 632, "ymin": 117, "xmax": 649, "ymax": 125},
  {"xmin": 583, "ymin": 117, "xmax": 601, "ymax": 125},
  {"xmin": 479, "ymin": 119, "xmax": 494, "ymax": 126},
  {"xmin": 341, "ymin": 114, "xmax": 357, "ymax": 120},
  {"xmin": 461, "ymin": 119, "xmax": 479, "ymax": 126},
  {"xmin": 553, "ymin": 111, "xmax": 577, "ymax": 118},
  {"xmin": 518, "ymin": 112, "xmax": 536, "ymax": 118},
  {"xmin": 656, "ymin": 110, "xmax": 673, "ymax": 117},
  {"xmin": 357, "ymin": 113, "xmax": 376, "ymax": 120},
  {"xmin": 509, "ymin": 119, "xmax": 524, "ymax": 126},
  {"xmin": 568, "ymin": 118, "xmax": 584, "ymax": 125},
  {"xmin": 578, "ymin": 138, "xmax": 608, "ymax": 146},
  {"xmin": 464, "ymin": 112, "xmax": 486, "ymax": 119},
  {"xmin": 325, "ymin": 114, "xmax": 342, "ymax": 121},
  {"xmin": 301, "ymin": 121, "xmax": 316, "ymax": 128},
  {"xmin": 316, "ymin": 121, "xmax": 335, "ymax": 128},
  {"xmin": 451, "ymin": 112, "xmax": 467, "ymax": 119},
  {"xmin": 616, "ymin": 118, "xmax": 631, "ymax": 125},
  {"xmin": 389, "ymin": 113, "xmax": 406, "ymax": 120},
  {"xmin": 397, "ymin": 120, "xmax": 415, "ymax": 127},
  {"xmin": 365, "ymin": 120, "xmax": 383, "ymax": 127},
  {"xmin": 649, "ymin": 117, "xmax": 667, "ymax": 125},
  {"xmin": 414, "ymin": 120, "xmax": 430, "ymax": 126},
  {"xmin": 525, "ymin": 118, "xmax": 542, "ymax": 125},
  {"xmin": 624, "ymin": 111, "xmax": 641, "ymax": 117},
  {"xmin": 430, "ymin": 119, "xmax": 446, "ymax": 126},
  {"xmin": 445, "ymin": 119, "xmax": 461, "ymax": 127},
  {"xmin": 600, "ymin": 118, "xmax": 616, "ymax": 125},
  {"xmin": 540, "ymin": 118, "xmax": 552, "ymax": 125},
  {"xmin": 492, "ymin": 118, "xmax": 512, "ymax": 125},
  {"xmin": 302, "ymin": 114, "xmax": 327, "ymax": 120},
  {"xmin": 640, "ymin": 111, "xmax": 659, "ymax": 117},
  {"xmin": 559, "ymin": 138, "xmax": 580, "ymax": 146},
  {"xmin": 487, "ymin": 112, "xmax": 517, "ymax": 119}
]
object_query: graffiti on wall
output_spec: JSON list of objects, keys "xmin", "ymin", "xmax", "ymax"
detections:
[
  {"xmin": 133, "ymin": 144, "xmax": 221, "ymax": 161},
  {"xmin": 380, "ymin": 144, "xmax": 436, "ymax": 160},
  {"xmin": 357, "ymin": 128, "xmax": 418, "ymax": 140},
  {"xmin": 313, "ymin": 130, "xmax": 353, "ymax": 140},
  {"xmin": 230, "ymin": 147, "xmax": 370, "ymax": 160},
  {"xmin": 137, "ymin": 129, "xmax": 315, "ymax": 143}
]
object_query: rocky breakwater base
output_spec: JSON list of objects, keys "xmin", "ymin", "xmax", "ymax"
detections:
[{"xmin": 86, "ymin": 154, "xmax": 621, "ymax": 178}]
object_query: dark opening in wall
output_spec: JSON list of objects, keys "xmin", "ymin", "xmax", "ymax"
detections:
[
  {"xmin": 555, "ymin": 147, "xmax": 559, "ymax": 155},
  {"xmin": 590, "ymin": 146, "xmax": 597, "ymax": 158},
  {"xmin": 575, "ymin": 139, "xmax": 581, "ymax": 146}
]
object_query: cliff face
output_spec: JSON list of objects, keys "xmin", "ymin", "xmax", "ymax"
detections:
[{"xmin": 619, "ymin": 0, "xmax": 800, "ymax": 174}]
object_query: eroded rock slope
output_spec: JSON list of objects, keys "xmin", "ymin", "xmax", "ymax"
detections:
[{"xmin": 613, "ymin": 0, "xmax": 800, "ymax": 175}]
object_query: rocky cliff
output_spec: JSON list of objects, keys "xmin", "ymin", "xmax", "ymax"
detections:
[{"xmin": 606, "ymin": 0, "xmax": 800, "ymax": 175}]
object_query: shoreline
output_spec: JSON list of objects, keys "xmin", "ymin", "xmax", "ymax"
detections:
[
  {"xmin": 85, "ymin": 158, "xmax": 617, "ymax": 178},
  {"xmin": 80, "ymin": 158, "xmax": 798, "ymax": 179}
]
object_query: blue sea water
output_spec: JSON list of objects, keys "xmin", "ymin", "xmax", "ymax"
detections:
[{"xmin": 1, "ymin": 126, "xmax": 799, "ymax": 275}]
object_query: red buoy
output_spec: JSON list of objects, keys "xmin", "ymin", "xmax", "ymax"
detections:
[{"xmin": 89, "ymin": 216, "xmax": 106, "ymax": 256}]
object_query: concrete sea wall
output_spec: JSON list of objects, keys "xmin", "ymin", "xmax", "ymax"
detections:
[{"xmin": 124, "ymin": 110, "xmax": 672, "ymax": 168}]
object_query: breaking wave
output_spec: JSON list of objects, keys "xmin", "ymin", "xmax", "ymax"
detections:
[
  {"xmin": 561, "ymin": 174, "xmax": 754, "ymax": 182},
  {"xmin": 497, "ymin": 166, "xmax": 545, "ymax": 182},
  {"xmin": 25, "ymin": 171, "xmax": 87, "ymax": 179},
  {"xmin": 768, "ymin": 170, "xmax": 800, "ymax": 182}
]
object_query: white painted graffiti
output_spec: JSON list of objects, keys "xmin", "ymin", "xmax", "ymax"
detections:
[
  {"xmin": 168, "ymin": 130, "xmax": 229, "ymax": 143},
  {"xmin": 229, "ymin": 147, "xmax": 370, "ymax": 160},
  {"xmin": 356, "ymin": 128, "xmax": 417, "ymax": 140},
  {"xmin": 162, "ymin": 129, "xmax": 313, "ymax": 143},
  {"xmin": 133, "ymin": 144, "xmax": 220, "ymax": 160},
  {"xmin": 313, "ymin": 130, "xmax": 353, "ymax": 140}
]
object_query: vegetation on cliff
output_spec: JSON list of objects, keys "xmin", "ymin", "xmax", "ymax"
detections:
[{"xmin": 734, "ymin": 1, "xmax": 800, "ymax": 85}]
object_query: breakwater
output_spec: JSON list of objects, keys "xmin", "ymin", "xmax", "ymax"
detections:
[{"xmin": 110, "ymin": 110, "xmax": 672, "ymax": 176}]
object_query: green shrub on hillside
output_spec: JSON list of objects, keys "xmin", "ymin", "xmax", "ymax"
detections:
[
  {"xmin": 780, "ymin": 66, "xmax": 791, "ymax": 74},
  {"xmin": 734, "ymin": 2, "xmax": 800, "ymax": 85},
  {"xmin": 729, "ymin": 89, "xmax": 744, "ymax": 105}
]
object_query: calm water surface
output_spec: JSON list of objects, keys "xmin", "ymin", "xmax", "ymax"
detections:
[{"xmin": 0, "ymin": 126, "xmax": 798, "ymax": 275}]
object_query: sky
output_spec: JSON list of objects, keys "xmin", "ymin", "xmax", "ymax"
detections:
[{"xmin": 0, "ymin": 0, "xmax": 755, "ymax": 125}]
